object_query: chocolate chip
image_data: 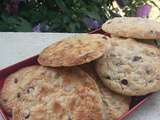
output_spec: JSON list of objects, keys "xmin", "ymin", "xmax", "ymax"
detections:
[
  {"xmin": 121, "ymin": 79, "xmax": 128, "ymax": 85},
  {"xmin": 116, "ymin": 62, "xmax": 123, "ymax": 66},
  {"xmin": 132, "ymin": 56, "xmax": 142, "ymax": 62},
  {"xmin": 110, "ymin": 53, "xmax": 116, "ymax": 57},
  {"xmin": 41, "ymin": 72, "xmax": 46, "ymax": 75},
  {"xmin": 102, "ymin": 36, "xmax": 108, "ymax": 40},
  {"xmin": 150, "ymin": 30, "xmax": 154, "ymax": 34},
  {"xmin": 17, "ymin": 93, "xmax": 21, "ymax": 98},
  {"xmin": 24, "ymin": 112, "xmax": 30, "ymax": 119},
  {"xmin": 116, "ymin": 63, "xmax": 120, "ymax": 66},
  {"xmin": 104, "ymin": 75, "xmax": 111, "ymax": 79},
  {"xmin": 146, "ymin": 70, "xmax": 151, "ymax": 74},
  {"xmin": 148, "ymin": 80, "xmax": 153, "ymax": 83},
  {"xmin": 3, "ymin": 99, "xmax": 7, "ymax": 102},
  {"xmin": 14, "ymin": 78, "xmax": 18, "ymax": 83},
  {"xmin": 27, "ymin": 87, "xmax": 34, "ymax": 94},
  {"xmin": 149, "ymin": 52, "xmax": 155, "ymax": 56}
]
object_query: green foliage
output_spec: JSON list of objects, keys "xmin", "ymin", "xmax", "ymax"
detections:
[
  {"xmin": 0, "ymin": 14, "xmax": 32, "ymax": 31},
  {"xmin": 0, "ymin": 0, "xmax": 159, "ymax": 32}
]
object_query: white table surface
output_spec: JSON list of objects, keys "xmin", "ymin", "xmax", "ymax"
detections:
[{"xmin": 0, "ymin": 32, "xmax": 160, "ymax": 120}]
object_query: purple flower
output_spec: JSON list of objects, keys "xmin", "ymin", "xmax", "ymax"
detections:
[
  {"xmin": 32, "ymin": 23, "xmax": 41, "ymax": 32},
  {"xmin": 83, "ymin": 17, "xmax": 101, "ymax": 30},
  {"xmin": 136, "ymin": 4, "xmax": 152, "ymax": 18}
]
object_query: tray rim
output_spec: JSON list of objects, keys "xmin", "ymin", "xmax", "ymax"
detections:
[{"xmin": 0, "ymin": 29, "xmax": 151, "ymax": 120}]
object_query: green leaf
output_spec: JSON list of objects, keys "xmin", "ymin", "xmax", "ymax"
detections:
[
  {"xmin": 0, "ymin": 20, "xmax": 12, "ymax": 31},
  {"xmin": 46, "ymin": 11, "xmax": 59, "ymax": 20},
  {"xmin": 69, "ymin": 23, "xmax": 76, "ymax": 32},
  {"xmin": 55, "ymin": 0, "xmax": 70, "ymax": 14},
  {"xmin": 82, "ymin": 10, "xmax": 100, "ymax": 20},
  {"xmin": 15, "ymin": 18, "xmax": 32, "ymax": 32}
]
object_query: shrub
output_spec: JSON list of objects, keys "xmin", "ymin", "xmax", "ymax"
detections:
[{"xmin": 0, "ymin": 0, "xmax": 159, "ymax": 32}]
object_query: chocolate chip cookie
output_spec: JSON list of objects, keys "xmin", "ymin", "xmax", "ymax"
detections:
[{"xmin": 96, "ymin": 37, "xmax": 160, "ymax": 96}]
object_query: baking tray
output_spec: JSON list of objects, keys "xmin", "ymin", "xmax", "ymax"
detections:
[{"xmin": 0, "ymin": 29, "xmax": 150, "ymax": 120}]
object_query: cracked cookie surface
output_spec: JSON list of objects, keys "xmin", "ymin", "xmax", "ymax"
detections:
[
  {"xmin": 38, "ymin": 34, "xmax": 107, "ymax": 67},
  {"xmin": 81, "ymin": 63, "xmax": 130, "ymax": 120},
  {"xmin": 102, "ymin": 17, "xmax": 160, "ymax": 39},
  {"xmin": 96, "ymin": 37, "xmax": 160, "ymax": 96},
  {"xmin": 12, "ymin": 67, "xmax": 105, "ymax": 120},
  {"xmin": 0, "ymin": 65, "xmax": 42, "ymax": 114}
]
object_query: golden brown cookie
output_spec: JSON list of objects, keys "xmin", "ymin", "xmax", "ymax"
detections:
[
  {"xmin": 81, "ymin": 64, "xmax": 130, "ymax": 120},
  {"xmin": 12, "ymin": 67, "xmax": 105, "ymax": 120},
  {"xmin": 98, "ymin": 81, "xmax": 130, "ymax": 120},
  {"xmin": 0, "ymin": 65, "xmax": 43, "ymax": 115},
  {"xmin": 96, "ymin": 37, "xmax": 160, "ymax": 96},
  {"xmin": 102, "ymin": 17, "xmax": 160, "ymax": 39},
  {"xmin": 38, "ymin": 34, "xmax": 107, "ymax": 67}
]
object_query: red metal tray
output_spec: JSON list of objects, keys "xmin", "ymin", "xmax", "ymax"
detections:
[{"xmin": 0, "ymin": 29, "xmax": 150, "ymax": 120}]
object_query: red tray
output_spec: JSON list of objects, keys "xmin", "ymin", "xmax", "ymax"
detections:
[{"xmin": 0, "ymin": 29, "xmax": 150, "ymax": 120}]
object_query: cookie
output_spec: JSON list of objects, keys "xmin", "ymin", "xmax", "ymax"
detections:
[
  {"xmin": 98, "ymin": 81, "xmax": 130, "ymax": 120},
  {"xmin": 81, "ymin": 64, "xmax": 130, "ymax": 120},
  {"xmin": 12, "ymin": 67, "xmax": 106, "ymax": 120},
  {"xmin": 0, "ymin": 65, "xmax": 43, "ymax": 115},
  {"xmin": 38, "ymin": 34, "xmax": 107, "ymax": 67},
  {"xmin": 102, "ymin": 17, "xmax": 160, "ymax": 39},
  {"xmin": 96, "ymin": 37, "xmax": 160, "ymax": 96}
]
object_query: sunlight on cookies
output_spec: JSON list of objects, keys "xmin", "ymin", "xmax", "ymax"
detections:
[{"xmin": 148, "ymin": 0, "xmax": 160, "ymax": 21}]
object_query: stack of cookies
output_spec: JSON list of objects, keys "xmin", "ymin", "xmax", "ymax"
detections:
[
  {"xmin": 0, "ymin": 17, "xmax": 160, "ymax": 120},
  {"xmin": 99, "ymin": 17, "xmax": 160, "ymax": 96}
]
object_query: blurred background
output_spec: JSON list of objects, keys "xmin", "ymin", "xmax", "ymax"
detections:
[{"xmin": 0, "ymin": 0, "xmax": 160, "ymax": 32}]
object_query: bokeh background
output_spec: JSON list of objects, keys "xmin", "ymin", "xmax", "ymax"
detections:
[{"xmin": 0, "ymin": 0, "xmax": 160, "ymax": 32}]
